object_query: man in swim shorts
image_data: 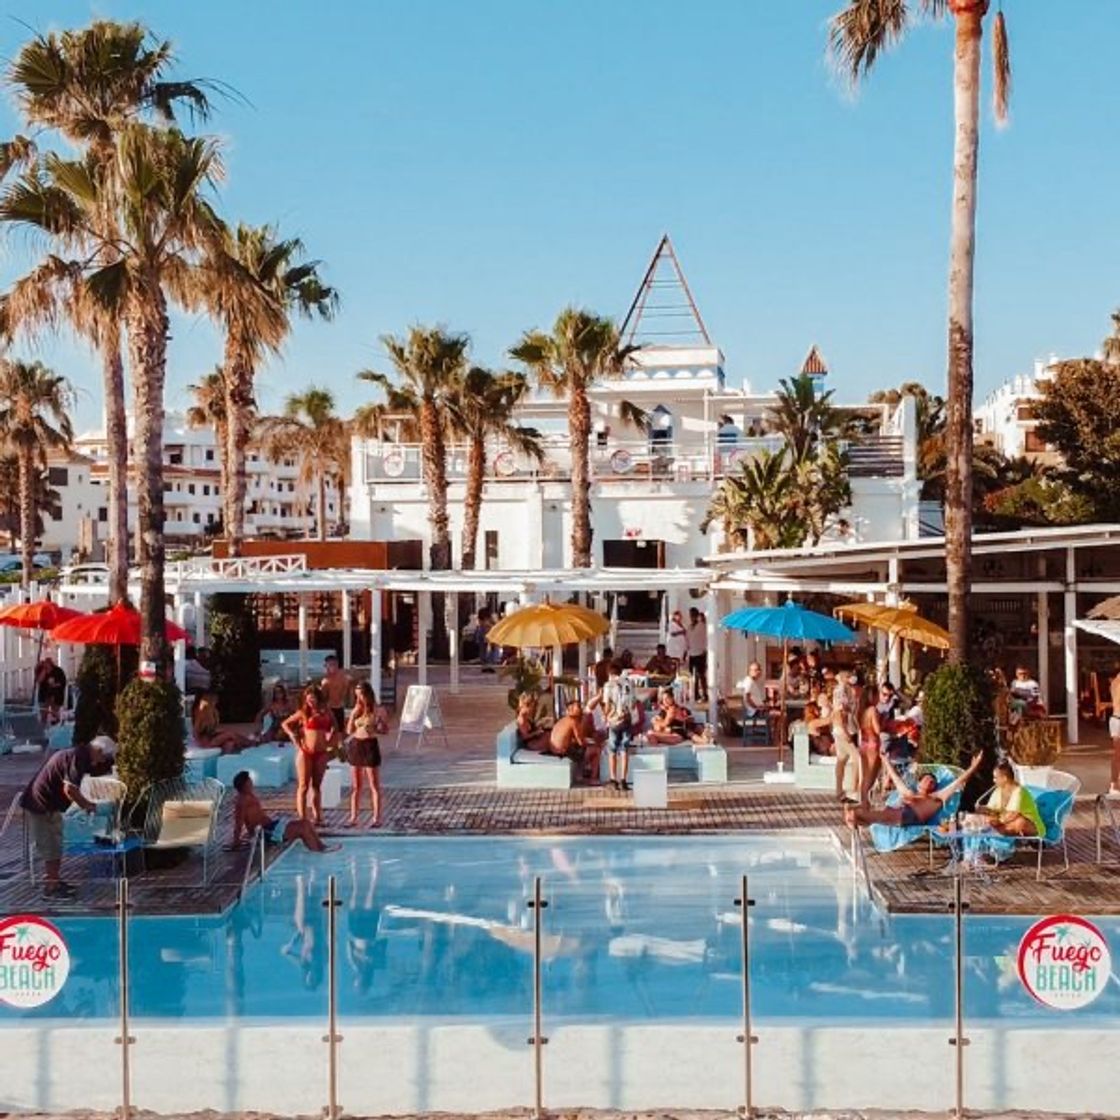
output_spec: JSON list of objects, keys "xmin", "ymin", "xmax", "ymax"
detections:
[
  {"xmin": 844, "ymin": 750, "xmax": 984, "ymax": 829},
  {"xmin": 229, "ymin": 771, "xmax": 337, "ymax": 852}
]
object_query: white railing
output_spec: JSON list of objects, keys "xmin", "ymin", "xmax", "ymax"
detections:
[{"xmin": 167, "ymin": 554, "xmax": 309, "ymax": 581}]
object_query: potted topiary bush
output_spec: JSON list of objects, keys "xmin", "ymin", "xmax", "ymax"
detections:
[
  {"xmin": 921, "ymin": 661, "xmax": 998, "ymax": 807},
  {"xmin": 115, "ymin": 677, "xmax": 186, "ymax": 806},
  {"xmin": 208, "ymin": 593, "xmax": 262, "ymax": 722},
  {"xmin": 73, "ymin": 643, "xmax": 138, "ymax": 743}
]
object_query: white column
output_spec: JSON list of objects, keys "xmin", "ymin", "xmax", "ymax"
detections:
[
  {"xmin": 705, "ymin": 590, "xmax": 718, "ymax": 728},
  {"xmin": 886, "ymin": 558, "xmax": 901, "ymax": 688},
  {"xmin": 1064, "ymin": 546, "xmax": 1078, "ymax": 745},
  {"xmin": 193, "ymin": 591, "xmax": 205, "ymax": 648},
  {"xmin": 369, "ymin": 589, "xmax": 382, "ymax": 702},
  {"xmin": 577, "ymin": 592, "xmax": 588, "ymax": 682},
  {"xmin": 418, "ymin": 590, "xmax": 429, "ymax": 686},
  {"xmin": 593, "ymin": 593, "xmax": 605, "ymax": 661},
  {"xmin": 1037, "ymin": 581, "xmax": 1050, "ymax": 710},
  {"xmin": 297, "ymin": 595, "xmax": 308, "ymax": 683},
  {"xmin": 449, "ymin": 591, "xmax": 460, "ymax": 694},
  {"xmin": 173, "ymin": 639, "xmax": 187, "ymax": 692},
  {"xmin": 341, "ymin": 591, "xmax": 352, "ymax": 669}
]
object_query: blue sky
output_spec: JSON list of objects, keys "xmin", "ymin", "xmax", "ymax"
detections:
[{"xmin": 3, "ymin": 0, "xmax": 1119, "ymax": 428}]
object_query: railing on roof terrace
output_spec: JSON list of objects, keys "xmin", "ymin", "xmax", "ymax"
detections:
[
  {"xmin": 166, "ymin": 554, "xmax": 308, "ymax": 581},
  {"xmin": 362, "ymin": 433, "xmax": 907, "ymax": 486}
]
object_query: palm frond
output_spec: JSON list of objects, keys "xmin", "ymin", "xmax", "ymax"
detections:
[
  {"xmin": 829, "ymin": 0, "xmax": 912, "ymax": 82},
  {"xmin": 992, "ymin": 9, "xmax": 1011, "ymax": 127}
]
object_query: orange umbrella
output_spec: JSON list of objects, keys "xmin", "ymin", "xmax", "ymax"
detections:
[
  {"xmin": 0, "ymin": 600, "xmax": 85, "ymax": 632},
  {"xmin": 52, "ymin": 602, "xmax": 192, "ymax": 646}
]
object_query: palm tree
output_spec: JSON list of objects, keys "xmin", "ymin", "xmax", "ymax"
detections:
[
  {"xmin": 0, "ymin": 360, "xmax": 74, "ymax": 585},
  {"xmin": 3, "ymin": 20, "xmax": 215, "ymax": 605},
  {"xmin": 0, "ymin": 454, "xmax": 59, "ymax": 552},
  {"xmin": 446, "ymin": 367, "xmax": 543, "ymax": 570},
  {"xmin": 510, "ymin": 308, "xmax": 635, "ymax": 568},
  {"xmin": 360, "ymin": 327, "xmax": 469, "ymax": 571},
  {"xmin": 186, "ymin": 366, "xmax": 232, "ymax": 532},
  {"xmin": 202, "ymin": 223, "xmax": 338, "ymax": 555},
  {"xmin": 830, "ymin": 0, "xmax": 1012, "ymax": 660},
  {"xmin": 1, "ymin": 123, "xmax": 225, "ymax": 663},
  {"xmin": 768, "ymin": 373, "xmax": 848, "ymax": 460},
  {"xmin": 261, "ymin": 388, "xmax": 349, "ymax": 541},
  {"xmin": 702, "ymin": 450, "xmax": 801, "ymax": 552}
]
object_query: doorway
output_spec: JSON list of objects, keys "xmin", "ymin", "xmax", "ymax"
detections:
[{"xmin": 602, "ymin": 538, "xmax": 665, "ymax": 622}]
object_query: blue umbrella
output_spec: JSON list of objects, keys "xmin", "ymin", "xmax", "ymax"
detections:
[{"xmin": 721, "ymin": 600, "xmax": 856, "ymax": 643}]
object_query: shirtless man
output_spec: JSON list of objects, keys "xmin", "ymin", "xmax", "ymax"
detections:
[
  {"xmin": 550, "ymin": 700, "xmax": 590, "ymax": 771},
  {"xmin": 229, "ymin": 771, "xmax": 338, "ymax": 852},
  {"xmin": 1109, "ymin": 664, "xmax": 1120, "ymax": 798},
  {"xmin": 845, "ymin": 750, "xmax": 984, "ymax": 829},
  {"xmin": 321, "ymin": 654, "xmax": 353, "ymax": 731}
]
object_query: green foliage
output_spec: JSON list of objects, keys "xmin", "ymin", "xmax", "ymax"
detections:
[
  {"xmin": 983, "ymin": 476, "xmax": 1094, "ymax": 528},
  {"xmin": 922, "ymin": 662, "xmax": 998, "ymax": 784},
  {"xmin": 73, "ymin": 643, "xmax": 136, "ymax": 742},
  {"xmin": 115, "ymin": 676, "xmax": 185, "ymax": 797},
  {"xmin": 502, "ymin": 655, "xmax": 546, "ymax": 711},
  {"xmin": 208, "ymin": 592, "xmax": 261, "ymax": 721}
]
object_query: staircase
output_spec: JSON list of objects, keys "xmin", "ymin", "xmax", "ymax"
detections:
[{"xmin": 614, "ymin": 622, "xmax": 663, "ymax": 664}]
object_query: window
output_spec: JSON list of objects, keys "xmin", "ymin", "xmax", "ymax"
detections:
[
  {"xmin": 1024, "ymin": 429, "xmax": 1049, "ymax": 452},
  {"xmin": 164, "ymin": 482, "xmax": 173, "ymax": 493},
  {"xmin": 1017, "ymin": 403, "xmax": 1037, "ymax": 422},
  {"xmin": 169, "ymin": 451, "xmax": 183, "ymax": 466},
  {"xmin": 202, "ymin": 485, "xmax": 210, "ymax": 496},
  {"xmin": 192, "ymin": 512, "xmax": 200, "ymax": 524},
  {"xmin": 48, "ymin": 467, "xmax": 69, "ymax": 487},
  {"xmin": 484, "ymin": 530, "xmax": 499, "ymax": 570},
  {"xmin": 205, "ymin": 449, "xmax": 214, "ymax": 462},
  {"xmin": 97, "ymin": 507, "xmax": 107, "ymax": 523},
  {"xmin": 50, "ymin": 505, "xmax": 63, "ymax": 521},
  {"xmin": 188, "ymin": 483, "xmax": 196, "ymax": 495}
]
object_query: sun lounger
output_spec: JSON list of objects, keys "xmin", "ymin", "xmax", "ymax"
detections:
[
  {"xmin": 868, "ymin": 763, "xmax": 963, "ymax": 854},
  {"xmin": 135, "ymin": 776, "xmax": 224, "ymax": 885}
]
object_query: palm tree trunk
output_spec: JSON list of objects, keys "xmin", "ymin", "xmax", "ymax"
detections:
[
  {"xmin": 128, "ymin": 284, "xmax": 170, "ymax": 667},
  {"xmin": 216, "ymin": 418, "xmax": 230, "ymax": 537},
  {"xmin": 102, "ymin": 324, "xmax": 130, "ymax": 604},
  {"xmin": 317, "ymin": 470, "xmax": 327, "ymax": 542},
  {"xmin": 18, "ymin": 446, "xmax": 33, "ymax": 589},
  {"xmin": 419, "ymin": 398, "xmax": 450, "ymax": 658},
  {"xmin": 569, "ymin": 384, "xmax": 593, "ymax": 567},
  {"xmin": 461, "ymin": 434, "xmax": 486, "ymax": 570},
  {"xmin": 944, "ymin": 0, "xmax": 986, "ymax": 662},
  {"xmin": 224, "ymin": 339, "xmax": 253, "ymax": 557}
]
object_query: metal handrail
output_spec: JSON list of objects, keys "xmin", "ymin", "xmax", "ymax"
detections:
[
  {"xmin": 1094, "ymin": 794, "xmax": 1120, "ymax": 863},
  {"xmin": 735, "ymin": 873, "xmax": 758, "ymax": 1119},
  {"xmin": 527, "ymin": 876, "xmax": 548, "ymax": 1119},
  {"xmin": 238, "ymin": 827, "xmax": 267, "ymax": 899}
]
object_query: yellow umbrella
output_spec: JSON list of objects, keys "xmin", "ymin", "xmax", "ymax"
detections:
[
  {"xmin": 488, "ymin": 601, "xmax": 609, "ymax": 648},
  {"xmin": 835, "ymin": 600, "xmax": 950, "ymax": 650}
]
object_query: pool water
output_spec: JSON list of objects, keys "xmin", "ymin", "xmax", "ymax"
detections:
[{"xmin": 3, "ymin": 832, "xmax": 1118, "ymax": 1025}]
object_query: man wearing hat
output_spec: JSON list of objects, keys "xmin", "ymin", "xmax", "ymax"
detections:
[{"xmin": 19, "ymin": 737, "xmax": 116, "ymax": 897}]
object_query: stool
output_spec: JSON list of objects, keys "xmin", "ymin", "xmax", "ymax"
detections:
[
  {"xmin": 185, "ymin": 746, "xmax": 221, "ymax": 780},
  {"xmin": 633, "ymin": 768, "xmax": 668, "ymax": 809},
  {"xmin": 320, "ymin": 766, "xmax": 343, "ymax": 809},
  {"xmin": 695, "ymin": 746, "xmax": 728, "ymax": 783}
]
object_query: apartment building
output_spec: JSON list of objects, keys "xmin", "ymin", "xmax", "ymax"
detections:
[{"xmin": 973, "ymin": 357, "xmax": 1061, "ymax": 466}]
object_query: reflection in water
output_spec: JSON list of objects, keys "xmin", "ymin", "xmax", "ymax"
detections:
[{"xmin": 2, "ymin": 834, "xmax": 1118, "ymax": 1026}]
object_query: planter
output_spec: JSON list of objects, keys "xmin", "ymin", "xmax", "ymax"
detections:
[{"xmin": 1012, "ymin": 763, "xmax": 1054, "ymax": 788}]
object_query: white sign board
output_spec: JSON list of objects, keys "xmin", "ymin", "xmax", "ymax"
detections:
[{"xmin": 395, "ymin": 685, "xmax": 447, "ymax": 749}]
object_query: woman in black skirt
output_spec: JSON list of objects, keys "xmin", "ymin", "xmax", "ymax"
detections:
[{"xmin": 345, "ymin": 682, "xmax": 390, "ymax": 828}]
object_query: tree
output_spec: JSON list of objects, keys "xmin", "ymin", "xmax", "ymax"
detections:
[
  {"xmin": 0, "ymin": 123, "xmax": 226, "ymax": 664},
  {"xmin": 201, "ymin": 223, "xmax": 337, "ymax": 554},
  {"xmin": 261, "ymin": 387, "xmax": 349, "ymax": 541},
  {"xmin": 510, "ymin": 308, "xmax": 635, "ymax": 567},
  {"xmin": 0, "ymin": 360, "xmax": 74, "ymax": 584},
  {"xmin": 768, "ymin": 373, "xmax": 850, "ymax": 459},
  {"xmin": 186, "ymin": 366, "xmax": 231, "ymax": 531},
  {"xmin": 830, "ymin": 0, "xmax": 1013, "ymax": 660},
  {"xmin": 0, "ymin": 454, "xmax": 59, "ymax": 552},
  {"xmin": 3, "ymin": 20, "xmax": 215, "ymax": 604},
  {"xmin": 1034, "ymin": 354, "xmax": 1120, "ymax": 520},
  {"xmin": 447, "ymin": 367, "xmax": 542, "ymax": 569}
]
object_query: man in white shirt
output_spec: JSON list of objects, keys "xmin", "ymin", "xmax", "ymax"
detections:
[
  {"xmin": 687, "ymin": 607, "xmax": 708, "ymax": 702},
  {"xmin": 742, "ymin": 661, "xmax": 769, "ymax": 715},
  {"xmin": 1009, "ymin": 666, "xmax": 1041, "ymax": 704}
]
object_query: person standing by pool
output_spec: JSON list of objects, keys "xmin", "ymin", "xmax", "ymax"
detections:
[
  {"xmin": 687, "ymin": 608, "xmax": 708, "ymax": 702},
  {"xmin": 34, "ymin": 656, "xmax": 68, "ymax": 725},
  {"xmin": 321, "ymin": 654, "xmax": 353, "ymax": 732},
  {"xmin": 603, "ymin": 664, "xmax": 634, "ymax": 792},
  {"xmin": 283, "ymin": 684, "xmax": 338, "ymax": 824},
  {"xmin": 1109, "ymin": 664, "xmax": 1120, "ymax": 798},
  {"xmin": 832, "ymin": 671, "xmax": 861, "ymax": 804},
  {"xmin": 19, "ymin": 738, "xmax": 116, "ymax": 896},
  {"xmin": 345, "ymin": 681, "xmax": 390, "ymax": 828},
  {"xmin": 666, "ymin": 609, "xmax": 689, "ymax": 667}
]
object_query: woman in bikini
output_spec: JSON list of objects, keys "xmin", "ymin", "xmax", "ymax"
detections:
[
  {"xmin": 345, "ymin": 681, "xmax": 390, "ymax": 828},
  {"xmin": 857, "ymin": 697, "xmax": 884, "ymax": 803},
  {"xmin": 283, "ymin": 684, "xmax": 337, "ymax": 824},
  {"xmin": 192, "ymin": 693, "xmax": 251, "ymax": 754}
]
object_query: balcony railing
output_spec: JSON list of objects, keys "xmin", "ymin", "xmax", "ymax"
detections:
[{"xmin": 360, "ymin": 433, "xmax": 908, "ymax": 486}]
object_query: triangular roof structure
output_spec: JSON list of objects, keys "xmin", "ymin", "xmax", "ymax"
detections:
[
  {"xmin": 620, "ymin": 234, "xmax": 712, "ymax": 347},
  {"xmin": 800, "ymin": 344, "xmax": 828, "ymax": 377}
]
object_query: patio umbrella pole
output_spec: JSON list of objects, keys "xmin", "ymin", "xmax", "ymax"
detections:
[{"xmin": 778, "ymin": 638, "xmax": 789, "ymax": 772}]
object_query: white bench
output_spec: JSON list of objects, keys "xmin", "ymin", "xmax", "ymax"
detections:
[
  {"xmin": 792, "ymin": 731, "xmax": 858, "ymax": 794},
  {"xmin": 496, "ymin": 722, "xmax": 575, "ymax": 789},
  {"xmin": 599, "ymin": 740, "xmax": 728, "ymax": 784}
]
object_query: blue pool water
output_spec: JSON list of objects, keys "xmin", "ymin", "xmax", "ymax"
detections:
[{"xmin": 3, "ymin": 832, "xmax": 1118, "ymax": 1025}]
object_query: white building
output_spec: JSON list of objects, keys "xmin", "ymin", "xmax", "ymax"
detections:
[
  {"xmin": 973, "ymin": 357, "xmax": 1060, "ymax": 465},
  {"xmin": 349, "ymin": 238, "xmax": 922, "ymax": 579}
]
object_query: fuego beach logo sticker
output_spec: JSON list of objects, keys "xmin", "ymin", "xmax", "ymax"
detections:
[
  {"xmin": 1017, "ymin": 914, "xmax": 1112, "ymax": 1011},
  {"xmin": 0, "ymin": 914, "xmax": 71, "ymax": 1009}
]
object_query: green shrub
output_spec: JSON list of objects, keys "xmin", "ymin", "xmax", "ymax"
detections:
[
  {"xmin": 922, "ymin": 661, "xmax": 998, "ymax": 804},
  {"xmin": 73, "ymin": 644, "xmax": 137, "ymax": 743},
  {"xmin": 208, "ymin": 593, "xmax": 262, "ymax": 721},
  {"xmin": 115, "ymin": 677, "xmax": 185, "ymax": 798}
]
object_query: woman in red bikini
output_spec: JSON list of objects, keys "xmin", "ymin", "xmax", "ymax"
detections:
[{"xmin": 282, "ymin": 684, "xmax": 338, "ymax": 824}]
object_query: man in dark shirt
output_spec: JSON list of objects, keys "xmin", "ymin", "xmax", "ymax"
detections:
[{"xmin": 20, "ymin": 740, "xmax": 115, "ymax": 896}]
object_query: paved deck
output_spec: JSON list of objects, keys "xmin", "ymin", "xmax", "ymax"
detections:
[{"xmin": 3, "ymin": 671, "xmax": 1119, "ymax": 919}]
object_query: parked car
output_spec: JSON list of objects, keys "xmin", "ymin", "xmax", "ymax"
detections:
[{"xmin": 0, "ymin": 553, "xmax": 53, "ymax": 573}]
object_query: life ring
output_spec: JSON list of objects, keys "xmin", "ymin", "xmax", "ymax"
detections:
[
  {"xmin": 610, "ymin": 449, "xmax": 634, "ymax": 474},
  {"xmin": 493, "ymin": 451, "xmax": 516, "ymax": 477},
  {"xmin": 382, "ymin": 448, "xmax": 405, "ymax": 477}
]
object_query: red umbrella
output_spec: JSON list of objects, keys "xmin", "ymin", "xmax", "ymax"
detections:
[
  {"xmin": 52, "ymin": 602, "xmax": 192, "ymax": 646},
  {"xmin": 0, "ymin": 600, "xmax": 85, "ymax": 632}
]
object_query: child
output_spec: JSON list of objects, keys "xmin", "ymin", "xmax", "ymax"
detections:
[{"xmin": 229, "ymin": 771, "xmax": 339, "ymax": 853}]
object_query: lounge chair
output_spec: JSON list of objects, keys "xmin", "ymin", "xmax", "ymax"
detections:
[
  {"xmin": 868, "ymin": 763, "xmax": 963, "ymax": 856},
  {"xmin": 0, "ymin": 706, "xmax": 46, "ymax": 754},
  {"xmin": 134, "ymin": 776, "xmax": 224, "ymax": 885}
]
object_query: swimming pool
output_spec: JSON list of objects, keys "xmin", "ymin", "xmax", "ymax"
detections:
[{"xmin": 3, "ymin": 832, "xmax": 1118, "ymax": 1113}]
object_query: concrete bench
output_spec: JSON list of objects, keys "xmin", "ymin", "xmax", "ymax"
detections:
[
  {"xmin": 496, "ymin": 722, "xmax": 575, "ymax": 790},
  {"xmin": 216, "ymin": 745, "xmax": 295, "ymax": 790},
  {"xmin": 599, "ymin": 740, "xmax": 728, "ymax": 784},
  {"xmin": 792, "ymin": 731, "xmax": 858, "ymax": 794}
]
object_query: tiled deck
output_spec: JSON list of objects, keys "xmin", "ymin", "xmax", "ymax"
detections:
[{"xmin": 3, "ymin": 670, "xmax": 1119, "ymax": 918}]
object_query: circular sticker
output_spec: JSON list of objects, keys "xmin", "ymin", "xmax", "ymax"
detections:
[
  {"xmin": 493, "ymin": 451, "xmax": 516, "ymax": 477},
  {"xmin": 0, "ymin": 914, "xmax": 71, "ymax": 1008},
  {"xmin": 382, "ymin": 448, "xmax": 406, "ymax": 478},
  {"xmin": 1017, "ymin": 914, "xmax": 1112, "ymax": 1011},
  {"xmin": 610, "ymin": 449, "xmax": 634, "ymax": 474}
]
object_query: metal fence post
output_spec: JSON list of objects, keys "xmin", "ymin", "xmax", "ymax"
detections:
[
  {"xmin": 948, "ymin": 876, "xmax": 970, "ymax": 1120},
  {"xmin": 322, "ymin": 875, "xmax": 343, "ymax": 1120},
  {"xmin": 735, "ymin": 873, "xmax": 758, "ymax": 1119},
  {"xmin": 526, "ymin": 875, "xmax": 549, "ymax": 1120},
  {"xmin": 114, "ymin": 877, "xmax": 135, "ymax": 1120}
]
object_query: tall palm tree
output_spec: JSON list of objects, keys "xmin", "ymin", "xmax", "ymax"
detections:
[
  {"xmin": 1, "ymin": 123, "xmax": 225, "ymax": 663},
  {"xmin": 3, "ymin": 20, "xmax": 215, "ymax": 605},
  {"xmin": 186, "ymin": 366, "xmax": 232, "ymax": 532},
  {"xmin": 510, "ymin": 308, "xmax": 635, "ymax": 568},
  {"xmin": 261, "ymin": 387, "xmax": 349, "ymax": 541},
  {"xmin": 768, "ymin": 372, "xmax": 849, "ymax": 460},
  {"xmin": 446, "ymin": 367, "xmax": 542, "ymax": 570},
  {"xmin": 360, "ymin": 327, "xmax": 469, "ymax": 571},
  {"xmin": 830, "ymin": 0, "xmax": 1012, "ymax": 660},
  {"xmin": 0, "ymin": 454, "xmax": 58, "ymax": 552},
  {"xmin": 0, "ymin": 360, "xmax": 74, "ymax": 585},
  {"xmin": 202, "ymin": 223, "xmax": 338, "ymax": 555}
]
